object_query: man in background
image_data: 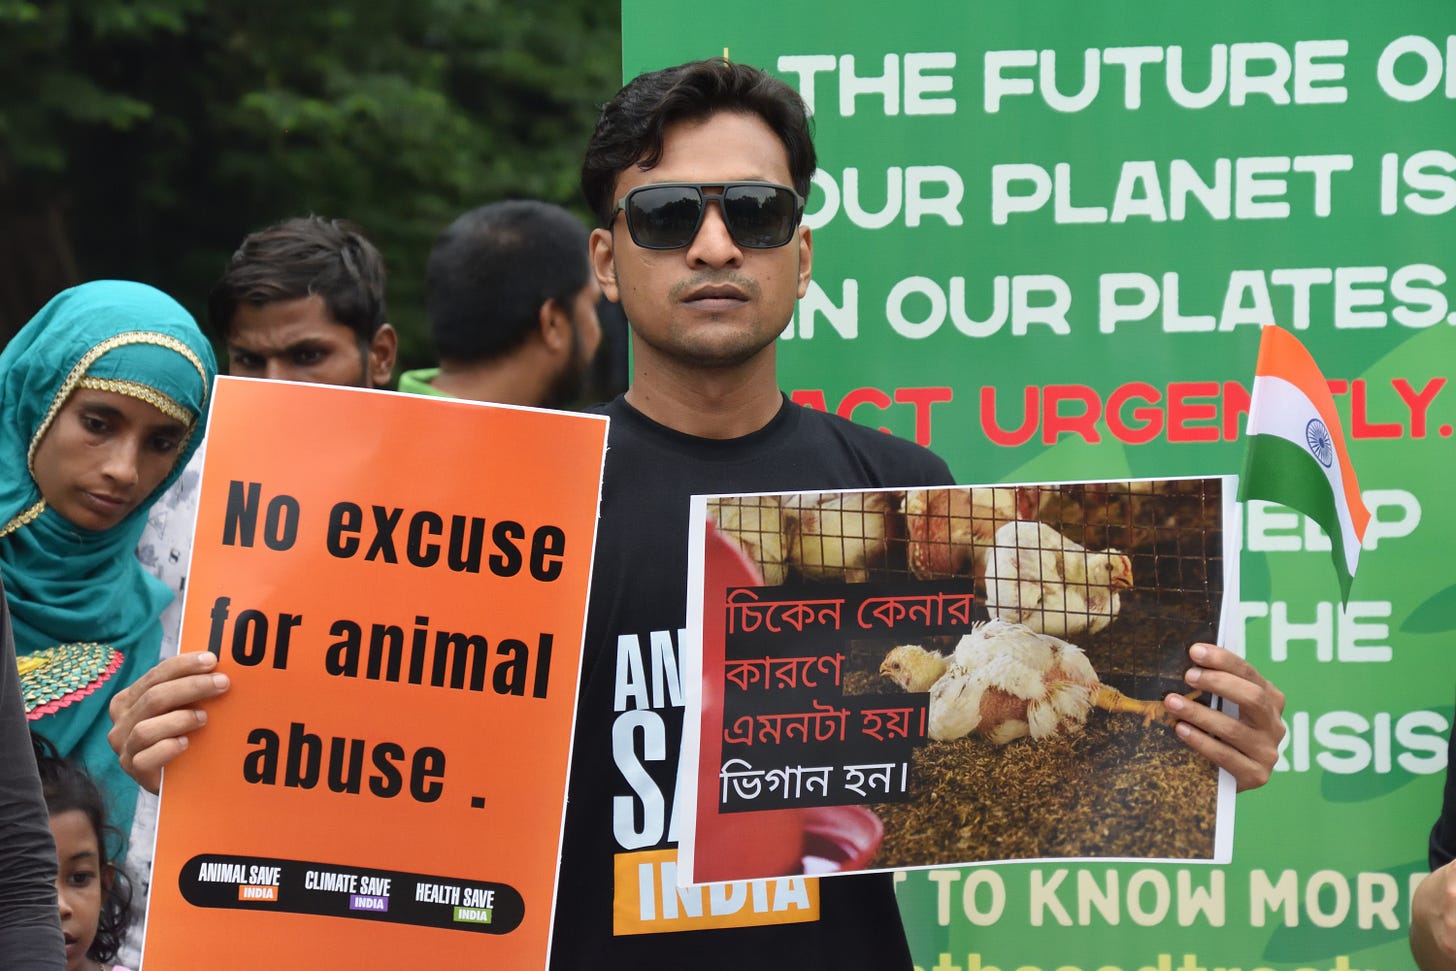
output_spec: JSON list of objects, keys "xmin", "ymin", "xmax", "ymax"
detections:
[
  {"xmin": 206, "ymin": 215, "xmax": 397, "ymax": 388},
  {"xmin": 398, "ymin": 200, "xmax": 601, "ymax": 408},
  {"xmin": 554, "ymin": 58, "xmax": 1288, "ymax": 969}
]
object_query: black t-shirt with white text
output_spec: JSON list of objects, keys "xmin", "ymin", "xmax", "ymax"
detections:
[{"xmin": 550, "ymin": 395, "xmax": 954, "ymax": 970}]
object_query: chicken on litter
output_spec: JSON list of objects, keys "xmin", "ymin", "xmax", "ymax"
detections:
[{"xmin": 879, "ymin": 620, "xmax": 1180, "ymax": 744}]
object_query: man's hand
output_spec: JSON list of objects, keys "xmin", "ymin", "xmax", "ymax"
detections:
[
  {"xmin": 1163, "ymin": 643, "xmax": 1286, "ymax": 792},
  {"xmin": 1413, "ymin": 860, "xmax": 1456, "ymax": 969},
  {"xmin": 107, "ymin": 651, "xmax": 230, "ymax": 794}
]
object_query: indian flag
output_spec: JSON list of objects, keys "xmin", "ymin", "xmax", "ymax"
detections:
[{"xmin": 1238, "ymin": 325, "xmax": 1371, "ymax": 602}]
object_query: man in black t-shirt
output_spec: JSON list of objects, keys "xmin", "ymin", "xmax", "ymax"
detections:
[{"xmin": 549, "ymin": 58, "xmax": 1290, "ymax": 970}]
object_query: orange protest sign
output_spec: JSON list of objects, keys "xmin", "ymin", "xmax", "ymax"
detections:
[{"xmin": 144, "ymin": 377, "xmax": 607, "ymax": 969}]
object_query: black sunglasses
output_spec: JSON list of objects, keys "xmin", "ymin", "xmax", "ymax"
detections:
[{"xmin": 612, "ymin": 181, "xmax": 806, "ymax": 250}]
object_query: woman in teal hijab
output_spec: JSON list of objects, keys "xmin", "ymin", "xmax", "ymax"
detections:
[{"xmin": 2, "ymin": 280, "xmax": 216, "ymax": 839}]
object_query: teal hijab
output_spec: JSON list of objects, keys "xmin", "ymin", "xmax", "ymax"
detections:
[{"xmin": 1, "ymin": 280, "xmax": 216, "ymax": 835}]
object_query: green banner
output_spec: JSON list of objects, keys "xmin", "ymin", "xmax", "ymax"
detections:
[{"xmin": 624, "ymin": 3, "xmax": 1455, "ymax": 969}]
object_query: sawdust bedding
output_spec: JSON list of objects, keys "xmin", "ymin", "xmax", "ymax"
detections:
[{"xmin": 838, "ymin": 480, "xmax": 1225, "ymax": 868}]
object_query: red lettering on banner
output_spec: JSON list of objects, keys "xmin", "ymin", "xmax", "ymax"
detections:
[
  {"xmin": 1350, "ymin": 379, "xmax": 1403, "ymax": 439},
  {"xmin": 1393, "ymin": 377, "xmax": 1445, "ymax": 438},
  {"xmin": 895, "ymin": 386, "xmax": 953, "ymax": 445},
  {"xmin": 1166, "ymin": 381, "xmax": 1221, "ymax": 443},
  {"xmin": 1042, "ymin": 384, "xmax": 1101, "ymax": 444},
  {"xmin": 840, "ymin": 387, "xmax": 894, "ymax": 423},
  {"xmin": 1105, "ymin": 382, "xmax": 1163, "ymax": 444},
  {"xmin": 979, "ymin": 385, "xmax": 1038, "ymax": 446},
  {"xmin": 1222, "ymin": 380, "xmax": 1251, "ymax": 441},
  {"xmin": 977, "ymin": 377, "xmax": 1438, "ymax": 446},
  {"xmin": 798, "ymin": 377, "xmax": 1438, "ymax": 449},
  {"xmin": 789, "ymin": 386, "xmax": 952, "ymax": 446},
  {"xmin": 791, "ymin": 390, "xmax": 828, "ymax": 412}
]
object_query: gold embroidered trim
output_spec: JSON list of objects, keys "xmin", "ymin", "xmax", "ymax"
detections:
[
  {"xmin": 26, "ymin": 331, "xmax": 210, "ymax": 473},
  {"xmin": 75, "ymin": 377, "xmax": 191, "ymax": 425},
  {"xmin": 0, "ymin": 499, "xmax": 45, "ymax": 539},
  {"xmin": 15, "ymin": 642, "xmax": 111, "ymax": 678}
]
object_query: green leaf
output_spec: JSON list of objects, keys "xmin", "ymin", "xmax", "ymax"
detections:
[{"xmin": 1403, "ymin": 583, "xmax": 1456, "ymax": 634}]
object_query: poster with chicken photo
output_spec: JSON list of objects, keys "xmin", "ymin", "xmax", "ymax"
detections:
[{"xmin": 678, "ymin": 477, "xmax": 1238, "ymax": 883}]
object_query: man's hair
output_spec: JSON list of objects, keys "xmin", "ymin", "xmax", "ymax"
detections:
[
  {"xmin": 580, "ymin": 59, "xmax": 816, "ymax": 226},
  {"xmin": 426, "ymin": 201, "xmax": 591, "ymax": 361},
  {"xmin": 206, "ymin": 216, "xmax": 388, "ymax": 341}
]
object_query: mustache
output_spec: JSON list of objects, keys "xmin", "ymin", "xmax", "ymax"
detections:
[{"xmin": 669, "ymin": 271, "xmax": 761, "ymax": 301}]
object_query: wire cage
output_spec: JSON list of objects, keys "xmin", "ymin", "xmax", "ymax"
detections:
[{"xmin": 708, "ymin": 479, "xmax": 1225, "ymax": 686}]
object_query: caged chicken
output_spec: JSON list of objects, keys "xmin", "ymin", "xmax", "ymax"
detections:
[
  {"xmin": 982, "ymin": 519, "xmax": 1132, "ymax": 638},
  {"xmin": 784, "ymin": 490, "xmax": 902, "ymax": 583},
  {"xmin": 709, "ymin": 495, "xmax": 792, "ymax": 584},
  {"xmin": 878, "ymin": 619, "xmax": 1175, "ymax": 744},
  {"xmin": 903, "ymin": 486, "xmax": 1043, "ymax": 582}
]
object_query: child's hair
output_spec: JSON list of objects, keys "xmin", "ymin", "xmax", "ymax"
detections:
[{"xmin": 32, "ymin": 732, "xmax": 134, "ymax": 964}]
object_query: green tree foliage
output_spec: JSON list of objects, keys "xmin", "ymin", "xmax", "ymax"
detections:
[{"xmin": 0, "ymin": 0, "xmax": 621, "ymax": 365}]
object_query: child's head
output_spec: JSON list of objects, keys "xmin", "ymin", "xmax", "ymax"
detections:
[{"xmin": 33, "ymin": 733, "xmax": 132, "ymax": 971}]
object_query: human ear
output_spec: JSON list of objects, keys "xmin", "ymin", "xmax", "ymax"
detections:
[
  {"xmin": 368, "ymin": 324, "xmax": 398, "ymax": 389},
  {"xmin": 538, "ymin": 299, "xmax": 572, "ymax": 354},
  {"xmin": 795, "ymin": 225, "xmax": 813, "ymax": 299},
  {"xmin": 589, "ymin": 228, "xmax": 620, "ymax": 303}
]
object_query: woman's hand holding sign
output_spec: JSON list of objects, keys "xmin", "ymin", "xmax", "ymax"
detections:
[{"xmin": 107, "ymin": 651, "xmax": 232, "ymax": 794}]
